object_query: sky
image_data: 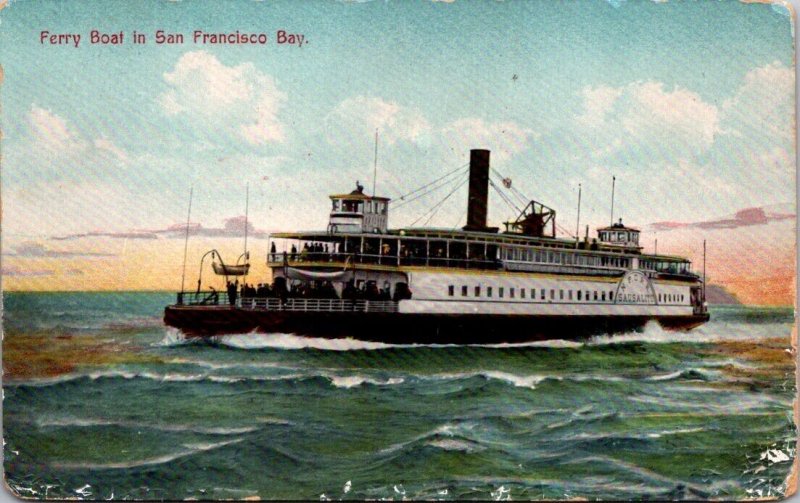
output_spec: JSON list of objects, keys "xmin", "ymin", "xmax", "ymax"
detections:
[{"xmin": 0, "ymin": 0, "xmax": 795, "ymax": 304}]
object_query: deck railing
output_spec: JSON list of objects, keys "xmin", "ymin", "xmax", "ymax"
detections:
[
  {"xmin": 175, "ymin": 291, "xmax": 398, "ymax": 313},
  {"xmin": 267, "ymin": 252, "xmax": 499, "ymax": 269},
  {"xmin": 239, "ymin": 297, "xmax": 399, "ymax": 313}
]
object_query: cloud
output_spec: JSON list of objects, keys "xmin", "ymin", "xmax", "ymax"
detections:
[
  {"xmin": 159, "ymin": 51, "xmax": 287, "ymax": 145},
  {"xmin": 438, "ymin": 118, "xmax": 537, "ymax": 162},
  {"xmin": 28, "ymin": 106, "xmax": 85, "ymax": 154},
  {"xmin": 9, "ymin": 242, "xmax": 116, "ymax": 258},
  {"xmin": 721, "ymin": 61, "xmax": 793, "ymax": 141},
  {"xmin": 93, "ymin": 136, "xmax": 129, "ymax": 163},
  {"xmin": 326, "ymin": 96, "xmax": 431, "ymax": 146},
  {"xmin": 2, "ymin": 265, "xmax": 53, "ymax": 277},
  {"xmin": 153, "ymin": 216, "xmax": 269, "ymax": 239},
  {"xmin": 575, "ymin": 81, "xmax": 720, "ymax": 161},
  {"xmin": 51, "ymin": 231, "xmax": 159, "ymax": 241},
  {"xmin": 51, "ymin": 216, "xmax": 270, "ymax": 241},
  {"xmin": 576, "ymin": 85, "xmax": 623, "ymax": 127},
  {"xmin": 650, "ymin": 206, "xmax": 795, "ymax": 231}
]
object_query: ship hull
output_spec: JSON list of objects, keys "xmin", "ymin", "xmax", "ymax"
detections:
[{"xmin": 164, "ymin": 305, "xmax": 709, "ymax": 344}]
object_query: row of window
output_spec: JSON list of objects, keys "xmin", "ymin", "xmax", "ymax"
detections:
[
  {"xmin": 659, "ymin": 293, "xmax": 685, "ymax": 303},
  {"xmin": 331, "ymin": 199, "xmax": 388, "ymax": 215},
  {"xmin": 447, "ymin": 285, "xmax": 686, "ymax": 304},
  {"xmin": 502, "ymin": 248, "xmax": 630, "ymax": 269},
  {"xmin": 447, "ymin": 285, "xmax": 616, "ymax": 302},
  {"xmin": 640, "ymin": 260, "xmax": 691, "ymax": 274}
]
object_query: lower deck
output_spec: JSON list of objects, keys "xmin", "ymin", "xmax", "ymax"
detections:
[{"xmin": 164, "ymin": 303, "xmax": 710, "ymax": 343}]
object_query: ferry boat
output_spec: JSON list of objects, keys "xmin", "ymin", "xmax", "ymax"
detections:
[{"xmin": 164, "ymin": 149, "xmax": 709, "ymax": 343}]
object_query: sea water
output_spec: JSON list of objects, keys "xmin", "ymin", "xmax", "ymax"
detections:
[{"xmin": 2, "ymin": 292, "xmax": 796, "ymax": 500}]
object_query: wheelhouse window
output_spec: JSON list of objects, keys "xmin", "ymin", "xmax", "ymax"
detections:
[
  {"xmin": 487, "ymin": 287, "xmax": 493, "ymax": 298},
  {"xmin": 510, "ymin": 288, "xmax": 515, "ymax": 299},
  {"xmin": 448, "ymin": 285, "xmax": 454, "ymax": 296},
  {"xmin": 462, "ymin": 285, "xmax": 468, "ymax": 297},
  {"xmin": 475, "ymin": 286, "xmax": 481, "ymax": 297},
  {"xmin": 499, "ymin": 287, "xmax": 505, "ymax": 298}
]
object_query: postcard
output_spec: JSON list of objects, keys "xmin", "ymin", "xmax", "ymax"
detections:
[{"xmin": 1, "ymin": 0, "xmax": 797, "ymax": 500}]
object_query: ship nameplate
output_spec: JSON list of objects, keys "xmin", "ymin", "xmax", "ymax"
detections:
[{"xmin": 614, "ymin": 271, "xmax": 657, "ymax": 305}]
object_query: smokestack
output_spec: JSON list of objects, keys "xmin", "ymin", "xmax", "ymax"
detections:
[{"xmin": 464, "ymin": 149, "xmax": 490, "ymax": 231}]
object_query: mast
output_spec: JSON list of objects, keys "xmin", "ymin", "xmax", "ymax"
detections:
[
  {"xmin": 180, "ymin": 186, "xmax": 193, "ymax": 293},
  {"xmin": 575, "ymin": 183, "xmax": 582, "ymax": 247},
  {"xmin": 703, "ymin": 239, "xmax": 707, "ymax": 300},
  {"xmin": 610, "ymin": 175, "xmax": 616, "ymax": 226},
  {"xmin": 372, "ymin": 129, "xmax": 379, "ymax": 196},
  {"xmin": 244, "ymin": 183, "xmax": 250, "ymax": 265}
]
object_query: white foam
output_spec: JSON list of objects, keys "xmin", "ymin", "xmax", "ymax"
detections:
[
  {"xmin": 426, "ymin": 438, "xmax": 484, "ymax": 452},
  {"xmin": 37, "ymin": 416, "xmax": 261, "ymax": 435},
  {"xmin": 215, "ymin": 333, "xmax": 398, "ymax": 351},
  {"xmin": 54, "ymin": 439, "xmax": 242, "ymax": 470},
  {"xmin": 328, "ymin": 375, "xmax": 404, "ymax": 388}
]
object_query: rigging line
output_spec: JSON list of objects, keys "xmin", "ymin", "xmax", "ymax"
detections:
[
  {"xmin": 420, "ymin": 175, "xmax": 470, "ymax": 227},
  {"xmin": 409, "ymin": 171, "xmax": 469, "ymax": 227},
  {"xmin": 408, "ymin": 172, "xmax": 469, "ymax": 227},
  {"xmin": 393, "ymin": 164, "xmax": 469, "ymax": 208},
  {"xmin": 451, "ymin": 208, "xmax": 467, "ymax": 230},
  {"xmin": 393, "ymin": 163, "xmax": 469, "ymax": 203},
  {"xmin": 393, "ymin": 165, "xmax": 469, "ymax": 210},
  {"xmin": 488, "ymin": 178, "xmax": 522, "ymax": 215},
  {"xmin": 489, "ymin": 169, "xmax": 529, "ymax": 208}
]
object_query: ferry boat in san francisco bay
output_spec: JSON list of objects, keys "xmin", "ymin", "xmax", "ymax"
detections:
[{"xmin": 164, "ymin": 149, "xmax": 709, "ymax": 343}]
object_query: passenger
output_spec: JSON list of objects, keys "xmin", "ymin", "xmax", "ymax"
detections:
[
  {"xmin": 366, "ymin": 282, "xmax": 380, "ymax": 300},
  {"xmin": 342, "ymin": 280, "xmax": 357, "ymax": 301},
  {"xmin": 227, "ymin": 281, "xmax": 237, "ymax": 306}
]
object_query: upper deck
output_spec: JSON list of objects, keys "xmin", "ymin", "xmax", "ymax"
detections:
[
  {"xmin": 266, "ymin": 148, "xmax": 697, "ymax": 282},
  {"xmin": 267, "ymin": 228, "xmax": 697, "ymax": 281}
]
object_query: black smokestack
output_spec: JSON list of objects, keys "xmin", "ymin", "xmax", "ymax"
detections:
[{"xmin": 464, "ymin": 149, "xmax": 490, "ymax": 231}]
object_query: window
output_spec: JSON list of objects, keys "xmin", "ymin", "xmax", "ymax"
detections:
[
  {"xmin": 568, "ymin": 290, "xmax": 573, "ymax": 300},
  {"xmin": 462, "ymin": 285, "xmax": 468, "ymax": 297},
  {"xmin": 531, "ymin": 289, "xmax": 536, "ymax": 299},
  {"xmin": 448, "ymin": 285, "xmax": 454, "ymax": 296},
  {"xmin": 487, "ymin": 287, "xmax": 493, "ymax": 298},
  {"xmin": 586, "ymin": 291, "xmax": 590, "ymax": 301},
  {"xmin": 559, "ymin": 290, "xmax": 564, "ymax": 300},
  {"xmin": 475, "ymin": 286, "xmax": 481, "ymax": 297},
  {"xmin": 609, "ymin": 291, "xmax": 614, "ymax": 301},
  {"xmin": 593, "ymin": 291, "xmax": 598, "ymax": 301},
  {"xmin": 510, "ymin": 288, "xmax": 515, "ymax": 299},
  {"xmin": 577, "ymin": 290, "xmax": 582, "ymax": 301},
  {"xmin": 550, "ymin": 289, "xmax": 555, "ymax": 299},
  {"xmin": 601, "ymin": 292, "xmax": 606, "ymax": 301},
  {"xmin": 499, "ymin": 287, "xmax": 505, "ymax": 298},
  {"xmin": 521, "ymin": 289, "xmax": 526, "ymax": 299},
  {"xmin": 541, "ymin": 289, "xmax": 546, "ymax": 299}
]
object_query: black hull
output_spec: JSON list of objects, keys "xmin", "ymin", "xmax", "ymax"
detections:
[{"xmin": 163, "ymin": 306, "xmax": 710, "ymax": 344}]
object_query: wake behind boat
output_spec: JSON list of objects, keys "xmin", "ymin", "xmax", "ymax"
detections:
[{"xmin": 164, "ymin": 149, "xmax": 709, "ymax": 343}]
